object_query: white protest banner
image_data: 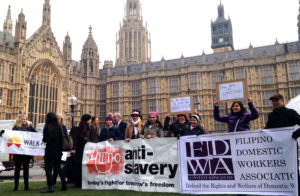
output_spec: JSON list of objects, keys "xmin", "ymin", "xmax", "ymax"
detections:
[
  {"xmin": 82, "ymin": 138, "xmax": 180, "ymax": 193},
  {"xmin": 179, "ymin": 127, "xmax": 298, "ymax": 195},
  {"xmin": 170, "ymin": 96, "xmax": 191, "ymax": 113},
  {"xmin": 0, "ymin": 130, "xmax": 45, "ymax": 156},
  {"xmin": 216, "ymin": 79, "xmax": 248, "ymax": 102}
]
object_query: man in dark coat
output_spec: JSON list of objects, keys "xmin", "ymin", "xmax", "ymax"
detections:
[
  {"xmin": 266, "ymin": 94, "xmax": 300, "ymax": 129},
  {"xmin": 265, "ymin": 93, "xmax": 300, "ymax": 194},
  {"xmin": 113, "ymin": 113, "xmax": 127, "ymax": 140}
]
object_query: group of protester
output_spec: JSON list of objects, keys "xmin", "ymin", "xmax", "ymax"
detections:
[{"xmin": 7, "ymin": 93, "xmax": 300, "ymax": 193}]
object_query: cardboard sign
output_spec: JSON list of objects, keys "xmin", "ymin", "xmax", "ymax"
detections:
[
  {"xmin": 170, "ymin": 96, "xmax": 191, "ymax": 113},
  {"xmin": 216, "ymin": 79, "xmax": 248, "ymax": 102}
]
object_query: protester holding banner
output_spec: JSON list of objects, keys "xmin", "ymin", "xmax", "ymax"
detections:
[
  {"xmin": 164, "ymin": 113, "xmax": 190, "ymax": 137},
  {"xmin": 98, "ymin": 116, "xmax": 120, "ymax": 142},
  {"xmin": 42, "ymin": 112, "xmax": 66, "ymax": 193},
  {"xmin": 266, "ymin": 94, "xmax": 300, "ymax": 130},
  {"xmin": 12, "ymin": 114, "xmax": 36, "ymax": 191},
  {"xmin": 113, "ymin": 113, "xmax": 127, "ymax": 140},
  {"xmin": 125, "ymin": 110, "xmax": 143, "ymax": 141},
  {"xmin": 183, "ymin": 114, "xmax": 205, "ymax": 136},
  {"xmin": 265, "ymin": 93, "xmax": 300, "ymax": 194},
  {"xmin": 74, "ymin": 114, "xmax": 92, "ymax": 188},
  {"xmin": 141, "ymin": 111, "xmax": 164, "ymax": 139},
  {"xmin": 214, "ymin": 94, "xmax": 259, "ymax": 132}
]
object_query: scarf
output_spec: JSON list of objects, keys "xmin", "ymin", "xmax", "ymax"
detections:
[{"xmin": 131, "ymin": 118, "xmax": 140, "ymax": 136}]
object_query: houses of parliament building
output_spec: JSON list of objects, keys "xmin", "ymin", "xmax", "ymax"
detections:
[{"xmin": 1, "ymin": 0, "xmax": 300, "ymax": 133}]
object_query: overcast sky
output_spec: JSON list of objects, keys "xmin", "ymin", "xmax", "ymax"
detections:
[{"xmin": 1, "ymin": 0, "xmax": 299, "ymax": 67}]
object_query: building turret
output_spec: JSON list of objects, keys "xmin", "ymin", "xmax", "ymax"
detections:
[
  {"xmin": 63, "ymin": 32, "xmax": 72, "ymax": 62},
  {"xmin": 116, "ymin": 0, "xmax": 151, "ymax": 66},
  {"xmin": 42, "ymin": 0, "xmax": 51, "ymax": 26},
  {"xmin": 211, "ymin": 3, "xmax": 234, "ymax": 53},
  {"xmin": 81, "ymin": 26, "xmax": 99, "ymax": 77},
  {"xmin": 14, "ymin": 9, "xmax": 27, "ymax": 45},
  {"xmin": 3, "ymin": 5, "xmax": 13, "ymax": 35}
]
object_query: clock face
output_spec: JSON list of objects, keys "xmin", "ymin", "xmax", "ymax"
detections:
[{"xmin": 219, "ymin": 38, "xmax": 224, "ymax": 43}]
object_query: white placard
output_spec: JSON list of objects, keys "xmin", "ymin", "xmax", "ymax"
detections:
[
  {"xmin": 179, "ymin": 127, "xmax": 298, "ymax": 195},
  {"xmin": 0, "ymin": 130, "xmax": 45, "ymax": 156},
  {"xmin": 219, "ymin": 81, "xmax": 244, "ymax": 101},
  {"xmin": 170, "ymin": 97, "xmax": 191, "ymax": 113},
  {"xmin": 82, "ymin": 138, "xmax": 180, "ymax": 193}
]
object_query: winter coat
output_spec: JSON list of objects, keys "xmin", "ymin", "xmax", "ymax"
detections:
[
  {"xmin": 114, "ymin": 120, "xmax": 127, "ymax": 140},
  {"xmin": 42, "ymin": 122, "xmax": 63, "ymax": 157},
  {"xmin": 141, "ymin": 122, "xmax": 164, "ymax": 138},
  {"xmin": 125, "ymin": 120, "xmax": 143, "ymax": 140},
  {"xmin": 266, "ymin": 106, "xmax": 300, "ymax": 129},
  {"xmin": 164, "ymin": 116, "xmax": 190, "ymax": 137},
  {"xmin": 183, "ymin": 126, "xmax": 205, "ymax": 136},
  {"xmin": 214, "ymin": 102, "xmax": 259, "ymax": 132},
  {"xmin": 89, "ymin": 125, "xmax": 99, "ymax": 143},
  {"xmin": 99, "ymin": 126, "xmax": 120, "ymax": 142}
]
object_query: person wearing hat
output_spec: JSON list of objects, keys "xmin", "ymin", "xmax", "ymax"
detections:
[
  {"xmin": 266, "ymin": 93, "xmax": 300, "ymax": 130},
  {"xmin": 74, "ymin": 114, "xmax": 92, "ymax": 188},
  {"xmin": 141, "ymin": 112, "xmax": 164, "ymax": 139},
  {"xmin": 125, "ymin": 110, "xmax": 143, "ymax": 142},
  {"xmin": 164, "ymin": 113, "xmax": 190, "ymax": 137},
  {"xmin": 266, "ymin": 94, "xmax": 300, "ymax": 194},
  {"xmin": 214, "ymin": 94, "xmax": 259, "ymax": 132},
  {"xmin": 184, "ymin": 114, "xmax": 206, "ymax": 136},
  {"xmin": 99, "ymin": 116, "xmax": 120, "ymax": 142}
]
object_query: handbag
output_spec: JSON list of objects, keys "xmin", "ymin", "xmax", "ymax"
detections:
[{"xmin": 61, "ymin": 126, "xmax": 73, "ymax": 151}]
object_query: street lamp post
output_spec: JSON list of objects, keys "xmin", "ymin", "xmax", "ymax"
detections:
[
  {"xmin": 68, "ymin": 95, "xmax": 77, "ymax": 128},
  {"xmin": 29, "ymin": 77, "xmax": 36, "ymax": 122}
]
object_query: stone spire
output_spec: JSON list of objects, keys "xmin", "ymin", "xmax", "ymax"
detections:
[
  {"xmin": 116, "ymin": 0, "xmax": 151, "ymax": 66},
  {"xmin": 3, "ymin": 5, "xmax": 13, "ymax": 35},
  {"xmin": 14, "ymin": 9, "xmax": 27, "ymax": 45},
  {"xmin": 81, "ymin": 26, "xmax": 99, "ymax": 77},
  {"xmin": 63, "ymin": 32, "xmax": 72, "ymax": 62},
  {"xmin": 126, "ymin": 0, "xmax": 141, "ymax": 19},
  {"xmin": 42, "ymin": 0, "xmax": 51, "ymax": 26}
]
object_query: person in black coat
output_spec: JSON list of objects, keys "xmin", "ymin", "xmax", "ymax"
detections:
[
  {"xmin": 74, "ymin": 114, "xmax": 92, "ymax": 188},
  {"xmin": 99, "ymin": 116, "xmax": 120, "ymax": 142},
  {"xmin": 113, "ymin": 113, "xmax": 127, "ymax": 140},
  {"xmin": 41, "ymin": 112, "xmax": 66, "ymax": 193},
  {"xmin": 265, "ymin": 94, "xmax": 300, "ymax": 194},
  {"xmin": 12, "ymin": 114, "xmax": 36, "ymax": 191},
  {"xmin": 266, "ymin": 94, "xmax": 300, "ymax": 129},
  {"xmin": 184, "ymin": 114, "xmax": 205, "ymax": 136},
  {"xmin": 164, "ymin": 113, "xmax": 190, "ymax": 137}
]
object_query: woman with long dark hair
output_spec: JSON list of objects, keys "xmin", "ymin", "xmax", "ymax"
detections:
[
  {"xmin": 41, "ymin": 112, "xmax": 66, "ymax": 193},
  {"xmin": 74, "ymin": 114, "xmax": 92, "ymax": 188},
  {"xmin": 12, "ymin": 114, "xmax": 36, "ymax": 191},
  {"xmin": 214, "ymin": 95, "xmax": 259, "ymax": 132}
]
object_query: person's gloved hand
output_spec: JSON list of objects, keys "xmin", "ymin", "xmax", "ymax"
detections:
[
  {"xmin": 292, "ymin": 128, "xmax": 300, "ymax": 140},
  {"xmin": 0, "ymin": 130, "xmax": 5, "ymax": 137}
]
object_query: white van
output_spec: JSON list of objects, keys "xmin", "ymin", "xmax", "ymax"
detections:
[{"xmin": 0, "ymin": 120, "xmax": 15, "ymax": 172}]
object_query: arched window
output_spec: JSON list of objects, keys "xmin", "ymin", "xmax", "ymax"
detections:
[{"xmin": 29, "ymin": 63, "xmax": 60, "ymax": 126}]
